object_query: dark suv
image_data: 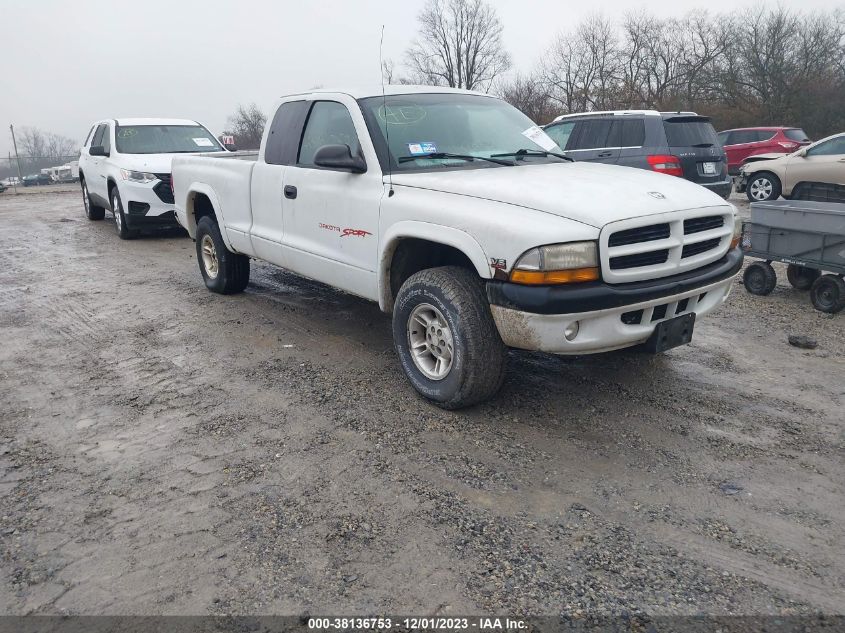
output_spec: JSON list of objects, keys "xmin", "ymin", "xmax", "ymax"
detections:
[{"xmin": 543, "ymin": 110, "xmax": 732, "ymax": 199}]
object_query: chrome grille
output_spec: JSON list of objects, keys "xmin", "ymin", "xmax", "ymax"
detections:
[{"xmin": 601, "ymin": 209, "xmax": 734, "ymax": 283}]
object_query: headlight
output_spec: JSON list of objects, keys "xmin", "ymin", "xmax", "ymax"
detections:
[
  {"xmin": 510, "ymin": 241, "xmax": 599, "ymax": 285},
  {"xmin": 120, "ymin": 169, "xmax": 157, "ymax": 183}
]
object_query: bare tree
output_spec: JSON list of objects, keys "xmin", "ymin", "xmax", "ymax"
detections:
[
  {"xmin": 18, "ymin": 127, "xmax": 47, "ymax": 160},
  {"xmin": 405, "ymin": 0, "xmax": 511, "ymax": 91},
  {"xmin": 223, "ymin": 103, "xmax": 267, "ymax": 150},
  {"xmin": 498, "ymin": 73, "xmax": 556, "ymax": 124},
  {"xmin": 45, "ymin": 133, "xmax": 78, "ymax": 163}
]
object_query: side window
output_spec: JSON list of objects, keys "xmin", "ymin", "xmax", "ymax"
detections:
[
  {"xmin": 717, "ymin": 131, "xmax": 730, "ymax": 145},
  {"xmin": 621, "ymin": 120, "xmax": 645, "ymax": 147},
  {"xmin": 91, "ymin": 124, "xmax": 106, "ymax": 148},
  {"xmin": 265, "ymin": 101, "xmax": 308, "ymax": 166},
  {"xmin": 757, "ymin": 130, "xmax": 776, "ymax": 142},
  {"xmin": 807, "ymin": 137, "xmax": 845, "ymax": 157},
  {"xmin": 731, "ymin": 130, "xmax": 755, "ymax": 144},
  {"xmin": 544, "ymin": 122, "xmax": 575, "ymax": 150},
  {"xmin": 297, "ymin": 101, "xmax": 361, "ymax": 167},
  {"xmin": 571, "ymin": 119, "xmax": 612, "ymax": 150},
  {"xmin": 100, "ymin": 124, "xmax": 111, "ymax": 154},
  {"xmin": 84, "ymin": 126, "xmax": 96, "ymax": 147}
]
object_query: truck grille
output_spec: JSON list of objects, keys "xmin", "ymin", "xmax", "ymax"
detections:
[
  {"xmin": 153, "ymin": 173, "xmax": 174, "ymax": 204},
  {"xmin": 601, "ymin": 210, "xmax": 733, "ymax": 283}
]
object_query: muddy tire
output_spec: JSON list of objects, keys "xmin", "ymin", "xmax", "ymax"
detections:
[
  {"xmin": 743, "ymin": 261, "xmax": 777, "ymax": 296},
  {"xmin": 746, "ymin": 172, "xmax": 781, "ymax": 202},
  {"xmin": 392, "ymin": 266, "xmax": 507, "ymax": 409},
  {"xmin": 786, "ymin": 264, "xmax": 820, "ymax": 290},
  {"xmin": 195, "ymin": 216, "xmax": 250, "ymax": 294},
  {"xmin": 111, "ymin": 187, "xmax": 136, "ymax": 240},
  {"xmin": 81, "ymin": 178, "xmax": 104, "ymax": 220},
  {"xmin": 810, "ymin": 274, "xmax": 845, "ymax": 314}
]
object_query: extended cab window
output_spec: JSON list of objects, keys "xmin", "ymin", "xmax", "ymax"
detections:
[
  {"xmin": 265, "ymin": 101, "xmax": 307, "ymax": 166},
  {"xmin": 298, "ymin": 102, "xmax": 361, "ymax": 167}
]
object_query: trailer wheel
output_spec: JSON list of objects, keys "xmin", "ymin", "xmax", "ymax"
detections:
[
  {"xmin": 810, "ymin": 274, "xmax": 845, "ymax": 314},
  {"xmin": 743, "ymin": 262, "xmax": 777, "ymax": 296},
  {"xmin": 786, "ymin": 264, "xmax": 820, "ymax": 290}
]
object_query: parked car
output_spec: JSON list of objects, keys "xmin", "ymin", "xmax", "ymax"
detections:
[
  {"xmin": 736, "ymin": 132, "xmax": 845, "ymax": 202},
  {"xmin": 717, "ymin": 127, "xmax": 811, "ymax": 175},
  {"xmin": 23, "ymin": 174, "xmax": 40, "ymax": 187},
  {"xmin": 0, "ymin": 182, "xmax": 6, "ymax": 193},
  {"xmin": 543, "ymin": 110, "xmax": 732, "ymax": 199},
  {"xmin": 172, "ymin": 87, "xmax": 742, "ymax": 409},
  {"xmin": 79, "ymin": 117, "xmax": 226, "ymax": 238}
]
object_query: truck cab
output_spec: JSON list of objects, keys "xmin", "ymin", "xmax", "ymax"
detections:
[{"xmin": 173, "ymin": 87, "xmax": 743, "ymax": 408}]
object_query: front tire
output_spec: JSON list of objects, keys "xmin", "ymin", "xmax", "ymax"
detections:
[
  {"xmin": 746, "ymin": 172, "xmax": 781, "ymax": 202},
  {"xmin": 392, "ymin": 266, "xmax": 507, "ymax": 409},
  {"xmin": 111, "ymin": 187, "xmax": 136, "ymax": 240},
  {"xmin": 195, "ymin": 216, "xmax": 250, "ymax": 294},
  {"xmin": 810, "ymin": 274, "xmax": 845, "ymax": 314},
  {"xmin": 82, "ymin": 179, "xmax": 104, "ymax": 220}
]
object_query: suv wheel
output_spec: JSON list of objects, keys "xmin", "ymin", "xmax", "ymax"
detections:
[
  {"xmin": 82, "ymin": 179, "xmax": 105, "ymax": 220},
  {"xmin": 111, "ymin": 187, "xmax": 136, "ymax": 239},
  {"xmin": 746, "ymin": 172, "xmax": 781, "ymax": 202},
  {"xmin": 392, "ymin": 266, "xmax": 507, "ymax": 409},
  {"xmin": 195, "ymin": 216, "xmax": 250, "ymax": 294}
]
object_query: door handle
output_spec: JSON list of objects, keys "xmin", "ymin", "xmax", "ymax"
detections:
[
  {"xmin": 597, "ymin": 151, "xmax": 613, "ymax": 158},
  {"xmin": 284, "ymin": 185, "xmax": 297, "ymax": 199}
]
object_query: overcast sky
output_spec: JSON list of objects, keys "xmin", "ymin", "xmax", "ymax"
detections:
[{"xmin": 1, "ymin": 0, "xmax": 839, "ymax": 158}]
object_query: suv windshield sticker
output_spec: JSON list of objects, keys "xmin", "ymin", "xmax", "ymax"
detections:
[
  {"xmin": 408, "ymin": 142, "xmax": 437, "ymax": 156},
  {"xmin": 192, "ymin": 138, "xmax": 214, "ymax": 147},
  {"xmin": 379, "ymin": 104, "xmax": 427, "ymax": 125},
  {"xmin": 521, "ymin": 126, "xmax": 558, "ymax": 152}
]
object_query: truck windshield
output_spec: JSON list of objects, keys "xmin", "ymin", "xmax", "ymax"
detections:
[
  {"xmin": 115, "ymin": 125, "xmax": 223, "ymax": 154},
  {"xmin": 358, "ymin": 93, "xmax": 563, "ymax": 172}
]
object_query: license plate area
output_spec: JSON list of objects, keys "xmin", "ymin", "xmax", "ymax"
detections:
[
  {"xmin": 702, "ymin": 162, "xmax": 717, "ymax": 175},
  {"xmin": 644, "ymin": 313, "xmax": 696, "ymax": 353}
]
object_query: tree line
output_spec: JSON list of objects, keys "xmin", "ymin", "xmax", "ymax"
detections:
[
  {"xmin": 225, "ymin": 0, "xmax": 845, "ymax": 148},
  {"xmin": 1, "ymin": 127, "xmax": 79, "ymax": 178}
]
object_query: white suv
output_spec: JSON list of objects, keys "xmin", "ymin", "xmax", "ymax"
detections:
[{"xmin": 79, "ymin": 118, "xmax": 226, "ymax": 238}]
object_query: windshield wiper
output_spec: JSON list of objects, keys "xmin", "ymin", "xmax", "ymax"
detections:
[
  {"xmin": 491, "ymin": 149, "xmax": 574, "ymax": 162},
  {"xmin": 398, "ymin": 152, "xmax": 515, "ymax": 166}
]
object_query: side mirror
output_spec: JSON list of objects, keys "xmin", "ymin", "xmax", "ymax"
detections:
[
  {"xmin": 89, "ymin": 145, "xmax": 107, "ymax": 157},
  {"xmin": 223, "ymin": 142, "xmax": 238, "ymax": 152},
  {"xmin": 313, "ymin": 144, "xmax": 366, "ymax": 173}
]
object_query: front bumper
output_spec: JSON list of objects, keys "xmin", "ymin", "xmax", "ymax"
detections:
[
  {"xmin": 735, "ymin": 173, "xmax": 748, "ymax": 193},
  {"xmin": 119, "ymin": 180, "xmax": 179, "ymax": 229},
  {"xmin": 487, "ymin": 248, "xmax": 742, "ymax": 354}
]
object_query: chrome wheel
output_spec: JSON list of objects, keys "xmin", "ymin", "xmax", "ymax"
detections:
[
  {"xmin": 201, "ymin": 234, "xmax": 219, "ymax": 279},
  {"xmin": 749, "ymin": 177, "xmax": 773, "ymax": 201},
  {"xmin": 82, "ymin": 183, "xmax": 90, "ymax": 214},
  {"xmin": 112, "ymin": 193, "xmax": 122, "ymax": 231},
  {"xmin": 407, "ymin": 303, "xmax": 454, "ymax": 380}
]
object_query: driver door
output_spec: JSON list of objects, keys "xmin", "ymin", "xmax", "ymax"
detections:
[{"xmin": 280, "ymin": 98, "xmax": 385, "ymax": 299}]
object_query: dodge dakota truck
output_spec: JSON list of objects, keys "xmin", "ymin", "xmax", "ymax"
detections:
[{"xmin": 172, "ymin": 86, "xmax": 743, "ymax": 409}]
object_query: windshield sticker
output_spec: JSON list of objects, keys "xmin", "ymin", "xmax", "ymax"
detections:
[
  {"xmin": 118, "ymin": 128, "xmax": 137, "ymax": 138},
  {"xmin": 408, "ymin": 142, "xmax": 437, "ymax": 156},
  {"xmin": 192, "ymin": 138, "xmax": 215, "ymax": 147},
  {"xmin": 521, "ymin": 126, "xmax": 558, "ymax": 152},
  {"xmin": 379, "ymin": 104, "xmax": 427, "ymax": 125}
]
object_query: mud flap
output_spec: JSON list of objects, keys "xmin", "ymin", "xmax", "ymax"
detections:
[{"xmin": 644, "ymin": 313, "xmax": 696, "ymax": 353}]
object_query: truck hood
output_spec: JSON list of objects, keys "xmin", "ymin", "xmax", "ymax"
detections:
[{"xmin": 390, "ymin": 162, "xmax": 729, "ymax": 228}]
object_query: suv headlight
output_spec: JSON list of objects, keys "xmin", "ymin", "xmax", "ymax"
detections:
[
  {"xmin": 510, "ymin": 241, "xmax": 599, "ymax": 285},
  {"xmin": 120, "ymin": 169, "xmax": 157, "ymax": 184}
]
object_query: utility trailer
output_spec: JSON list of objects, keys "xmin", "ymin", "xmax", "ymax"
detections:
[{"xmin": 741, "ymin": 200, "xmax": 845, "ymax": 313}]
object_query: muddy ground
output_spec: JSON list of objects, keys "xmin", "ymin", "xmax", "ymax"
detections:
[{"xmin": 0, "ymin": 191, "xmax": 842, "ymax": 617}]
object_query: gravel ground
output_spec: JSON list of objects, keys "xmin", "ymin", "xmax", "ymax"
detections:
[{"xmin": 0, "ymin": 190, "xmax": 843, "ymax": 617}]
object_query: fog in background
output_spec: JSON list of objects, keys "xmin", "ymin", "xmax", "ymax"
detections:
[{"xmin": 1, "ymin": 0, "xmax": 839, "ymax": 157}]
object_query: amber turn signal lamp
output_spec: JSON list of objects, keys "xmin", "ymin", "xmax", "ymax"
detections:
[{"xmin": 510, "ymin": 267, "xmax": 599, "ymax": 285}]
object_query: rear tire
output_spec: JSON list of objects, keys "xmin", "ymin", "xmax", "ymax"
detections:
[
  {"xmin": 743, "ymin": 261, "xmax": 777, "ymax": 295},
  {"xmin": 195, "ymin": 216, "xmax": 250, "ymax": 294},
  {"xmin": 82, "ymin": 179, "xmax": 104, "ymax": 220},
  {"xmin": 786, "ymin": 264, "xmax": 820, "ymax": 290},
  {"xmin": 111, "ymin": 187, "xmax": 136, "ymax": 240},
  {"xmin": 392, "ymin": 266, "xmax": 507, "ymax": 409},
  {"xmin": 746, "ymin": 172, "xmax": 781, "ymax": 202},
  {"xmin": 810, "ymin": 274, "xmax": 845, "ymax": 314}
]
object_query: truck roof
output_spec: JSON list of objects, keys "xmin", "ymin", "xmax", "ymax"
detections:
[{"xmin": 288, "ymin": 85, "xmax": 491, "ymax": 99}]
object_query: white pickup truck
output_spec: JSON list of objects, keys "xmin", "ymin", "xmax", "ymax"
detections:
[{"xmin": 172, "ymin": 86, "xmax": 743, "ymax": 409}]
